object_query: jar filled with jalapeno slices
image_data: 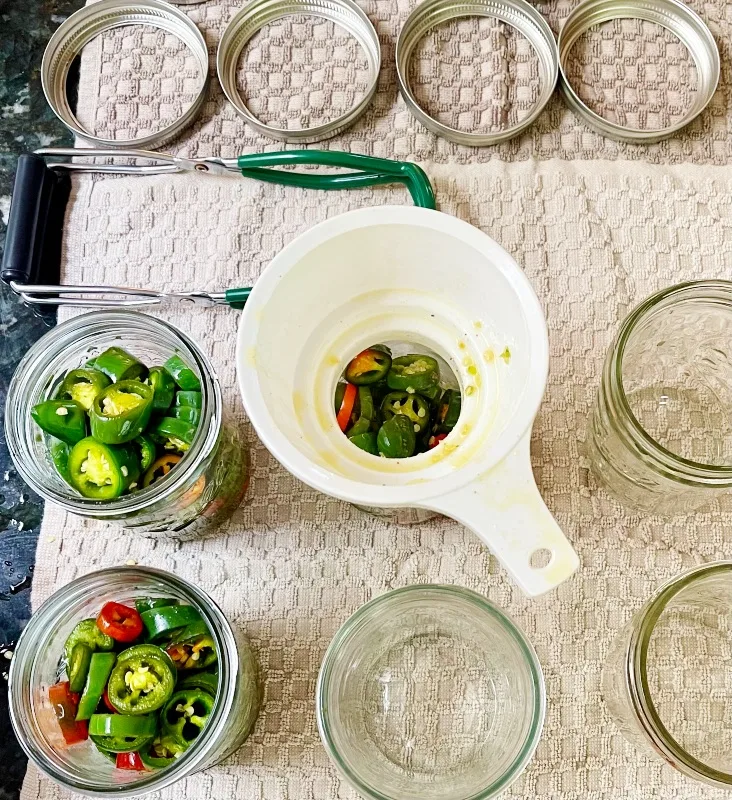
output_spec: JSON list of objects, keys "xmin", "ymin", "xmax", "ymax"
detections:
[
  {"xmin": 335, "ymin": 345, "xmax": 462, "ymax": 459},
  {"xmin": 9, "ymin": 567, "xmax": 260, "ymax": 794},
  {"xmin": 5, "ymin": 311, "xmax": 249, "ymax": 538}
]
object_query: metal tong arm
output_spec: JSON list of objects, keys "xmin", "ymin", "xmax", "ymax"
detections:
[{"xmin": 235, "ymin": 151, "xmax": 436, "ymax": 209}]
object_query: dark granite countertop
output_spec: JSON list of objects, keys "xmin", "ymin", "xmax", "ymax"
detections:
[{"xmin": 0, "ymin": 1, "xmax": 84, "ymax": 797}]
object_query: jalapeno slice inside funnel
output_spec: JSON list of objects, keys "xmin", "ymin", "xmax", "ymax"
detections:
[
  {"xmin": 387, "ymin": 355, "xmax": 440, "ymax": 393},
  {"xmin": 162, "ymin": 688, "xmax": 215, "ymax": 747},
  {"xmin": 89, "ymin": 713, "xmax": 158, "ymax": 752},
  {"xmin": 345, "ymin": 348, "xmax": 392, "ymax": 385},
  {"xmin": 106, "ymin": 645, "xmax": 176, "ymax": 715},
  {"xmin": 68, "ymin": 438, "xmax": 140, "ymax": 499},
  {"xmin": 381, "ymin": 391, "xmax": 430, "ymax": 433},
  {"xmin": 377, "ymin": 414, "xmax": 416, "ymax": 458},
  {"xmin": 90, "ymin": 380, "xmax": 154, "ymax": 444}
]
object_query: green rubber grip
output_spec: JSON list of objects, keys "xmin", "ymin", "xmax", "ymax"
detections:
[
  {"xmin": 236, "ymin": 151, "xmax": 435, "ymax": 209},
  {"xmin": 224, "ymin": 287, "xmax": 251, "ymax": 310}
]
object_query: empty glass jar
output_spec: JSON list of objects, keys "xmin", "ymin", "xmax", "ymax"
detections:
[
  {"xmin": 317, "ymin": 585, "xmax": 545, "ymax": 800},
  {"xmin": 586, "ymin": 281, "xmax": 732, "ymax": 514},
  {"xmin": 602, "ymin": 561, "xmax": 732, "ymax": 788}
]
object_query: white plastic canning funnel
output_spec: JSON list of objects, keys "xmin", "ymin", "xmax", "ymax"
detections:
[{"xmin": 236, "ymin": 207, "xmax": 579, "ymax": 596}]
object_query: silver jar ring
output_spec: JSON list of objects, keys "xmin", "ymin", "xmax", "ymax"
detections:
[
  {"xmin": 557, "ymin": 0, "xmax": 720, "ymax": 143},
  {"xmin": 217, "ymin": 0, "xmax": 381, "ymax": 143},
  {"xmin": 395, "ymin": 0, "xmax": 559, "ymax": 146},
  {"xmin": 41, "ymin": 0, "xmax": 210, "ymax": 150}
]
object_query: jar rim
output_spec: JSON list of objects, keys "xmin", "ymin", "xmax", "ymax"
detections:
[
  {"xmin": 4, "ymin": 310, "xmax": 223, "ymax": 515},
  {"xmin": 609, "ymin": 280, "xmax": 732, "ymax": 484},
  {"xmin": 626, "ymin": 561, "xmax": 732, "ymax": 788},
  {"xmin": 8, "ymin": 566, "xmax": 238, "ymax": 797},
  {"xmin": 316, "ymin": 584, "xmax": 546, "ymax": 800}
]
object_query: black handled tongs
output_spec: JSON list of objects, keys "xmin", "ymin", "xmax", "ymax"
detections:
[{"xmin": 1, "ymin": 148, "xmax": 435, "ymax": 309}]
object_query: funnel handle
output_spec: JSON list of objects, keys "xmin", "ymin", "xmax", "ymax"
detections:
[{"xmin": 425, "ymin": 433, "xmax": 579, "ymax": 596}]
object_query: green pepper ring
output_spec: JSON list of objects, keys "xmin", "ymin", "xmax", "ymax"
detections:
[
  {"xmin": 89, "ymin": 713, "xmax": 158, "ymax": 752},
  {"xmin": 377, "ymin": 414, "xmax": 417, "ymax": 459},
  {"xmin": 386, "ymin": 355, "xmax": 440, "ymax": 393},
  {"xmin": 90, "ymin": 380, "xmax": 155, "ymax": 445},
  {"xmin": 162, "ymin": 688, "xmax": 215, "ymax": 747},
  {"xmin": 106, "ymin": 645, "xmax": 176, "ymax": 715},
  {"xmin": 381, "ymin": 391, "xmax": 431, "ymax": 433}
]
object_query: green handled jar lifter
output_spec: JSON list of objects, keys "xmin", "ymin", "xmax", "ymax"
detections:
[{"xmin": 0, "ymin": 148, "xmax": 435, "ymax": 309}]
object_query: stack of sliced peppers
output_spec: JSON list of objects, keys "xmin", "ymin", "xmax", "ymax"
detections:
[
  {"xmin": 31, "ymin": 347, "xmax": 204, "ymax": 499},
  {"xmin": 50, "ymin": 598, "xmax": 219, "ymax": 771},
  {"xmin": 334, "ymin": 346, "xmax": 462, "ymax": 458}
]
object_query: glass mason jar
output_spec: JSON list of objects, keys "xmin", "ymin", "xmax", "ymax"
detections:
[
  {"xmin": 8, "ymin": 566, "xmax": 260, "ymax": 797},
  {"xmin": 317, "ymin": 585, "xmax": 545, "ymax": 800},
  {"xmin": 602, "ymin": 561, "xmax": 732, "ymax": 788},
  {"xmin": 5, "ymin": 311, "xmax": 249, "ymax": 539},
  {"xmin": 586, "ymin": 281, "xmax": 732, "ymax": 514}
]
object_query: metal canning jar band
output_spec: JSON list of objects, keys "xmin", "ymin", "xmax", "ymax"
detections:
[{"xmin": 41, "ymin": 0, "xmax": 210, "ymax": 150}]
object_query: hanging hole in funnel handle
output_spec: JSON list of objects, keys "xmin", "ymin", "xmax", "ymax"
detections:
[{"xmin": 530, "ymin": 548, "xmax": 553, "ymax": 570}]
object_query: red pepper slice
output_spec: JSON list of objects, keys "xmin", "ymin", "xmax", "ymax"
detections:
[
  {"xmin": 103, "ymin": 689, "xmax": 117, "ymax": 713},
  {"xmin": 336, "ymin": 383, "xmax": 357, "ymax": 432},
  {"xmin": 49, "ymin": 681, "xmax": 88, "ymax": 745},
  {"xmin": 116, "ymin": 751, "xmax": 146, "ymax": 771},
  {"xmin": 428, "ymin": 433, "xmax": 448, "ymax": 449},
  {"xmin": 97, "ymin": 602, "xmax": 144, "ymax": 643}
]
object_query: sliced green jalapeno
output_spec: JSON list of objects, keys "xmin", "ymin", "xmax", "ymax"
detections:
[
  {"xmin": 387, "ymin": 355, "xmax": 440, "ymax": 393},
  {"xmin": 64, "ymin": 619, "xmax": 115, "ymax": 666},
  {"xmin": 164, "ymin": 355, "xmax": 201, "ymax": 392},
  {"xmin": 31, "ymin": 400, "xmax": 87, "ymax": 445},
  {"xmin": 134, "ymin": 434, "xmax": 157, "ymax": 472},
  {"xmin": 106, "ymin": 645, "xmax": 176, "ymax": 715},
  {"xmin": 76, "ymin": 651, "xmax": 117, "ymax": 721},
  {"xmin": 67, "ymin": 643, "xmax": 93, "ymax": 693},
  {"xmin": 148, "ymin": 366, "xmax": 176, "ymax": 413},
  {"xmin": 140, "ymin": 734, "xmax": 187, "ymax": 768},
  {"xmin": 381, "ymin": 391, "xmax": 431, "ymax": 434},
  {"xmin": 348, "ymin": 431, "xmax": 379, "ymax": 455},
  {"xmin": 135, "ymin": 597, "xmax": 178, "ymax": 615},
  {"xmin": 49, "ymin": 437, "xmax": 72, "ymax": 484},
  {"xmin": 174, "ymin": 391, "xmax": 202, "ymax": 409},
  {"xmin": 141, "ymin": 604, "xmax": 203, "ymax": 642},
  {"xmin": 94, "ymin": 347, "xmax": 149, "ymax": 383},
  {"xmin": 418, "ymin": 383, "xmax": 442, "ymax": 402},
  {"xmin": 150, "ymin": 417, "xmax": 196, "ymax": 454},
  {"xmin": 162, "ymin": 688, "xmax": 214, "ymax": 748},
  {"xmin": 347, "ymin": 386, "xmax": 376, "ymax": 437},
  {"xmin": 68, "ymin": 438, "xmax": 140, "ymax": 499},
  {"xmin": 171, "ymin": 405, "xmax": 201, "ymax": 425},
  {"xmin": 345, "ymin": 348, "xmax": 392, "ymax": 385},
  {"xmin": 377, "ymin": 414, "xmax": 416, "ymax": 458},
  {"xmin": 166, "ymin": 621, "xmax": 217, "ymax": 671},
  {"xmin": 57, "ymin": 368, "xmax": 111, "ymax": 411},
  {"xmin": 89, "ymin": 713, "xmax": 158, "ymax": 752},
  {"xmin": 437, "ymin": 389, "xmax": 462, "ymax": 433},
  {"xmin": 90, "ymin": 380, "xmax": 154, "ymax": 445},
  {"xmin": 178, "ymin": 670, "xmax": 218, "ymax": 695}
]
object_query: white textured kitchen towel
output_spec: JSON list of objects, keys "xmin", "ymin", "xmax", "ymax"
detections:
[{"xmin": 21, "ymin": 0, "xmax": 732, "ymax": 798}]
